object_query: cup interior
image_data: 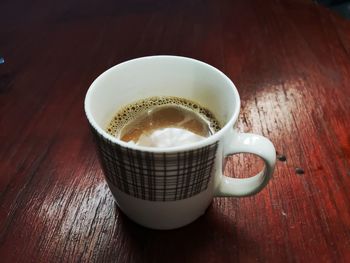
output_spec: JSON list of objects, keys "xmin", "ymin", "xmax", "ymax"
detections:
[{"xmin": 85, "ymin": 56, "xmax": 240, "ymax": 147}]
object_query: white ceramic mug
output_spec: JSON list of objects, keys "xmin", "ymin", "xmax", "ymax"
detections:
[{"xmin": 84, "ymin": 56, "xmax": 276, "ymax": 230}]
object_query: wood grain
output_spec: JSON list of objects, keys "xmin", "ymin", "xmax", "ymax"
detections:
[{"xmin": 1, "ymin": 0, "xmax": 350, "ymax": 262}]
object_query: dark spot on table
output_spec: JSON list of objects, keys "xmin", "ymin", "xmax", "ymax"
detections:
[
  {"xmin": 295, "ymin": 167, "xmax": 305, "ymax": 175},
  {"xmin": 277, "ymin": 154, "xmax": 287, "ymax": 162}
]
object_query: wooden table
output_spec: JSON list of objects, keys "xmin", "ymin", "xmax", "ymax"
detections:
[{"xmin": 1, "ymin": 0, "xmax": 350, "ymax": 262}]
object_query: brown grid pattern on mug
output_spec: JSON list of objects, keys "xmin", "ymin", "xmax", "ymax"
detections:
[{"xmin": 92, "ymin": 129, "xmax": 218, "ymax": 201}]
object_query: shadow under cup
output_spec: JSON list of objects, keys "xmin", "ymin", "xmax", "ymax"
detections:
[{"xmin": 84, "ymin": 56, "xmax": 240, "ymax": 229}]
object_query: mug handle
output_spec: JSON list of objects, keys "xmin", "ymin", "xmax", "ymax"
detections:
[{"xmin": 215, "ymin": 132, "xmax": 276, "ymax": 197}]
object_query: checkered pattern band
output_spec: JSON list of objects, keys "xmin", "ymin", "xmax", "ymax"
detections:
[{"xmin": 91, "ymin": 128, "xmax": 218, "ymax": 201}]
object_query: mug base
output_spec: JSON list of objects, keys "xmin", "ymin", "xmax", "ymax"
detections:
[{"xmin": 107, "ymin": 182, "xmax": 213, "ymax": 230}]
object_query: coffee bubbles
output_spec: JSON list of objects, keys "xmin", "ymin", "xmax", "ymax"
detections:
[{"xmin": 106, "ymin": 97, "xmax": 221, "ymax": 148}]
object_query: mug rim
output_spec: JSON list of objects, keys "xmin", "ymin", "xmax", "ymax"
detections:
[{"xmin": 84, "ymin": 55, "xmax": 241, "ymax": 153}]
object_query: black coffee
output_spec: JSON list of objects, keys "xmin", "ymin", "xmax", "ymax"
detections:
[{"xmin": 106, "ymin": 97, "xmax": 221, "ymax": 147}]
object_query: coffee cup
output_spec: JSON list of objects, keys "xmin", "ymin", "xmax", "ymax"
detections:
[{"xmin": 84, "ymin": 56, "xmax": 276, "ymax": 230}]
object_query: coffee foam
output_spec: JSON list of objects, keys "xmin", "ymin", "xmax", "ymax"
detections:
[
  {"xmin": 129, "ymin": 128, "xmax": 206, "ymax": 147},
  {"xmin": 106, "ymin": 96, "xmax": 221, "ymax": 142}
]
